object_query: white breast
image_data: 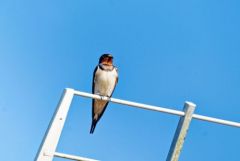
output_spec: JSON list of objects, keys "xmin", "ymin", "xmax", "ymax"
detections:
[{"xmin": 94, "ymin": 67, "xmax": 118, "ymax": 97}]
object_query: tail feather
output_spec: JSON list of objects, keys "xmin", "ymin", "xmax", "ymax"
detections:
[{"xmin": 90, "ymin": 120, "xmax": 97, "ymax": 134}]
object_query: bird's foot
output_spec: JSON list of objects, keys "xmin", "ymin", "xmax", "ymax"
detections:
[{"xmin": 96, "ymin": 93, "xmax": 110, "ymax": 100}]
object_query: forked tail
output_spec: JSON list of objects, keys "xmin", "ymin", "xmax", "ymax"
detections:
[{"xmin": 90, "ymin": 120, "xmax": 97, "ymax": 134}]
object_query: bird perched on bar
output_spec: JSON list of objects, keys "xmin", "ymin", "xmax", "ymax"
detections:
[{"xmin": 90, "ymin": 54, "xmax": 118, "ymax": 134}]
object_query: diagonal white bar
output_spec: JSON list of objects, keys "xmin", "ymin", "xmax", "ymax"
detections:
[
  {"xmin": 35, "ymin": 88, "xmax": 75, "ymax": 161},
  {"xmin": 166, "ymin": 102, "xmax": 196, "ymax": 161},
  {"xmin": 74, "ymin": 90, "xmax": 240, "ymax": 128},
  {"xmin": 54, "ymin": 152, "xmax": 99, "ymax": 161}
]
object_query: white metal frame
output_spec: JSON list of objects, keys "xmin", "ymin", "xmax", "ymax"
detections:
[{"xmin": 35, "ymin": 88, "xmax": 240, "ymax": 161}]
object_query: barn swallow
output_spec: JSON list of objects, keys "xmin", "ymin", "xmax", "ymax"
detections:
[{"xmin": 90, "ymin": 54, "xmax": 118, "ymax": 134}]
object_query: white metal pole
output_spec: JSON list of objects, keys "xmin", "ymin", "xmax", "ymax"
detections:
[
  {"xmin": 73, "ymin": 90, "xmax": 240, "ymax": 128},
  {"xmin": 34, "ymin": 88, "xmax": 240, "ymax": 161},
  {"xmin": 35, "ymin": 88, "xmax": 74, "ymax": 161},
  {"xmin": 192, "ymin": 114, "xmax": 240, "ymax": 127},
  {"xmin": 74, "ymin": 90, "xmax": 185, "ymax": 116},
  {"xmin": 54, "ymin": 152, "xmax": 100, "ymax": 161},
  {"xmin": 166, "ymin": 102, "xmax": 196, "ymax": 161}
]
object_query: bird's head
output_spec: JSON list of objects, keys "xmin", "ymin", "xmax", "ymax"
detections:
[{"xmin": 99, "ymin": 54, "xmax": 114, "ymax": 66}]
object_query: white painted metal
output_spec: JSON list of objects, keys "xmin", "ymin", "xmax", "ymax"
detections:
[
  {"xmin": 74, "ymin": 90, "xmax": 185, "ymax": 116},
  {"xmin": 54, "ymin": 152, "xmax": 99, "ymax": 161},
  {"xmin": 73, "ymin": 90, "xmax": 240, "ymax": 128},
  {"xmin": 166, "ymin": 102, "xmax": 196, "ymax": 161},
  {"xmin": 35, "ymin": 88, "xmax": 240, "ymax": 161},
  {"xmin": 192, "ymin": 114, "xmax": 240, "ymax": 127},
  {"xmin": 35, "ymin": 88, "xmax": 75, "ymax": 161}
]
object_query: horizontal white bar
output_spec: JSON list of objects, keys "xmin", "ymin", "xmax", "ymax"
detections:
[
  {"xmin": 74, "ymin": 90, "xmax": 185, "ymax": 116},
  {"xmin": 73, "ymin": 89, "xmax": 240, "ymax": 128},
  {"xmin": 193, "ymin": 114, "xmax": 240, "ymax": 127},
  {"xmin": 54, "ymin": 152, "xmax": 99, "ymax": 161}
]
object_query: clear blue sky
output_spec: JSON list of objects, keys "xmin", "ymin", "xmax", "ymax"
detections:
[{"xmin": 0, "ymin": 0, "xmax": 240, "ymax": 161}]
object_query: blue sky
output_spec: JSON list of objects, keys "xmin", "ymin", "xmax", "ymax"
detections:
[{"xmin": 1, "ymin": 0, "xmax": 240, "ymax": 161}]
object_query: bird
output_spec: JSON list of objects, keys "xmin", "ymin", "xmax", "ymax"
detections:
[{"xmin": 90, "ymin": 54, "xmax": 118, "ymax": 134}]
